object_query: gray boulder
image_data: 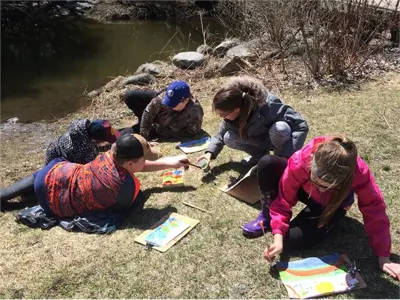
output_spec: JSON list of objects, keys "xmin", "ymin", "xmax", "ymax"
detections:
[
  {"xmin": 104, "ymin": 76, "xmax": 126, "ymax": 91},
  {"xmin": 124, "ymin": 73, "xmax": 155, "ymax": 86},
  {"xmin": 87, "ymin": 88, "xmax": 103, "ymax": 98},
  {"xmin": 219, "ymin": 56, "xmax": 252, "ymax": 76},
  {"xmin": 196, "ymin": 44, "xmax": 213, "ymax": 55},
  {"xmin": 226, "ymin": 44, "xmax": 257, "ymax": 61},
  {"xmin": 172, "ymin": 52, "xmax": 205, "ymax": 69},
  {"xmin": 213, "ymin": 38, "xmax": 241, "ymax": 57},
  {"xmin": 136, "ymin": 60, "xmax": 171, "ymax": 75}
]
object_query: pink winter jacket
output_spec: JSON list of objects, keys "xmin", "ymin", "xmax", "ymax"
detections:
[{"xmin": 270, "ymin": 136, "xmax": 391, "ymax": 257}]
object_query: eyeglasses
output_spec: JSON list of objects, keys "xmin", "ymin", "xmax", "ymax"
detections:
[{"xmin": 219, "ymin": 110, "xmax": 234, "ymax": 119}]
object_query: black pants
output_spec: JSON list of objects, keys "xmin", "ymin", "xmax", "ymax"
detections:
[
  {"xmin": 257, "ymin": 155, "xmax": 347, "ymax": 250},
  {"xmin": 0, "ymin": 174, "xmax": 38, "ymax": 210},
  {"xmin": 120, "ymin": 90, "xmax": 159, "ymax": 136}
]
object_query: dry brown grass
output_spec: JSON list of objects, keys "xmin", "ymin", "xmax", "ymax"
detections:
[{"xmin": 0, "ymin": 71, "xmax": 399, "ymax": 298}]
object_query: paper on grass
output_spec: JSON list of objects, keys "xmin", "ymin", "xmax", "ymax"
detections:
[
  {"xmin": 177, "ymin": 137, "xmax": 211, "ymax": 154},
  {"xmin": 144, "ymin": 216, "xmax": 190, "ymax": 247},
  {"xmin": 275, "ymin": 253, "xmax": 366, "ymax": 299}
]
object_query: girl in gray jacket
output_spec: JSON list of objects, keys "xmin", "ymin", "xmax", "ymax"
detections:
[{"xmin": 197, "ymin": 76, "xmax": 308, "ymax": 168}]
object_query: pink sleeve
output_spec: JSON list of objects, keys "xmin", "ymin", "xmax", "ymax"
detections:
[
  {"xmin": 270, "ymin": 152, "xmax": 309, "ymax": 235},
  {"xmin": 354, "ymin": 158, "xmax": 391, "ymax": 257}
]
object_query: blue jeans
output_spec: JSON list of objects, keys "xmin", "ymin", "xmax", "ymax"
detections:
[
  {"xmin": 223, "ymin": 121, "xmax": 308, "ymax": 161},
  {"xmin": 269, "ymin": 121, "xmax": 308, "ymax": 157}
]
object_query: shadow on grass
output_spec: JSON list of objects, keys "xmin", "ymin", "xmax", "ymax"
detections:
[
  {"xmin": 203, "ymin": 161, "xmax": 261, "ymax": 209},
  {"xmin": 274, "ymin": 216, "xmax": 399, "ymax": 298},
  {"xmin": 121, "ymin": 205, "xmax": 178, "ymax": 231},
  {"xmin": 142, "ymin": 186, "xmax": 197, "ymax": 197},
  {"xmin": 201, "ymin": 161, "xmax": 245, "ymax": 185},
  {"xmin": 209, "ymin": 161, "xmax": 246, "ymax": 176},
  {"xmin": 1, "ymin": 197, "xmax": 39, "ymax": 212},
  {"xmin": 152, "ymin": 129, "xmax": 211, "ymax": 144}
]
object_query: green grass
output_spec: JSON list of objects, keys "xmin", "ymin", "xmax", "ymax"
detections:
[{"xmin": 0, "ymin": 73, "xmax": 399, "ymax": 298}]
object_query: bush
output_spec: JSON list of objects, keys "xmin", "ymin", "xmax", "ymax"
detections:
[{"xmin": 216, "ymin": 0, "xmax": 399, "ymax": 79}]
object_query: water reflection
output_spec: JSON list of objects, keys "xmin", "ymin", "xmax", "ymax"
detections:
[{"xmin": 1, "ymin": 18, "xmax": 224, "ymax": 122}]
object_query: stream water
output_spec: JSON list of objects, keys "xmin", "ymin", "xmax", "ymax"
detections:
[{"xmin": 1, "ymin": 18, "xmax": 225, "ymax": 123}]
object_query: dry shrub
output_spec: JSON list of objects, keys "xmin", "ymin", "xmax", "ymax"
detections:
[{"xmin": 216, "ymin": 0, "xmax": 399, "ymax": 79}]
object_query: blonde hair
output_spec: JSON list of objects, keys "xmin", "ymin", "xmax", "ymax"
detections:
[{"xmin": 311, "ymin": 135, "xmax": 358, "ymax": 227}]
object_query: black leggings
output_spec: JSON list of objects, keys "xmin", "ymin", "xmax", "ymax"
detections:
[
  {"xmin": 0, "ymin": 174, "xmax": 38, "ymax": 210},
  {"xmin": 257, "ymin": 155, "xmax": 347, "ymax": 250}
]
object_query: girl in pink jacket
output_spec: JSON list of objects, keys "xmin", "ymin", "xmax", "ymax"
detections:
[{"xmin": 245, "ymin": 135, "xmax": 399, "ymax": 280}]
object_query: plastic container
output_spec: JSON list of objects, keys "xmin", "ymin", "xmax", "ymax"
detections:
[{"xmin": 198, "ymin": 158, "xmax": 210, "ymax": 173}]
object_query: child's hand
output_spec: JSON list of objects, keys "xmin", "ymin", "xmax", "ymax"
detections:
[
  {"xmin": 264, "ymin": 234, "xmax": 283, "ymax": 262},
  {"xmin": 378, "ymin": 257, "xmax": 400, "ymax": 280}
]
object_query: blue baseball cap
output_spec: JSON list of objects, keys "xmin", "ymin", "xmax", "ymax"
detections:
[{"xmin": 161, "ymin": 80, "xmax": 190, "ymax": 108}]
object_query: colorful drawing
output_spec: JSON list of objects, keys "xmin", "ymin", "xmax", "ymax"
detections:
[
  {"xmin": 144, "ymin": 216, "xmax": 190, "ymax": 247},
  {"xmin": 135, "ymin": 213, "xmax": 199, "ymax": 252},
  {"xmin": 177, "ymin": 137, "xmax": 211, "ymax": 154},
  {"xmin": 276, "ymin": 254, "xmax": 366, "ymax": 298},
  {"xmin": 162, "ymin": 170, "xmax": 184, "ymax": 188}
]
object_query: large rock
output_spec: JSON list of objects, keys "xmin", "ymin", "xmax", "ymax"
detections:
[
  {"xmin": 219, "ymin": 56, "xmax": 252, "ymax": 76},
  {"xmin": 87, "ymin": 88, "xmax": 103, "ymax": 98},
  {"xmin": 213, "ymin": 38, "xmax": 241, "ymax": 57},
  {"xmin": 196, "ymin": 44, "xmax": 213, "ymax": 55},
  {"xmin": 124, "ymin": 73, "xmax": 155, "ymax": 85},
  {"xmin": 104, "ymin": 76, "xmax": 126, "ymax": 92},
  {"xmin": 172, "ymin": 51, "xmax": 205, "ymax": 69},
  {"xmin": 136, "ymin": 60, "xmax": 171, "ymax": 75},
  {"xmin": 226, "ymin": 44, "xmax": 257, "ymax": 61}
]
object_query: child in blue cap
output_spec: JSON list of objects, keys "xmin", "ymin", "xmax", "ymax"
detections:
[{"xmin": 121, "ymin": 80, "xmax": 204, "ymax": 140}]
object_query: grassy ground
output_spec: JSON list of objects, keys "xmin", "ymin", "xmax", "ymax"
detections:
[{"xmin": 0, "ymin": 72, "xmax": 399, "ymax": 298}]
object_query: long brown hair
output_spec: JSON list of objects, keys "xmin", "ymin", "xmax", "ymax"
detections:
[
  {"xmin": 213, "ymin": 87, "xmax": 258, "ymax": 137},
  {"xmin": 311, "ymin": 135, "xmax": 358, "ymax": 227}
]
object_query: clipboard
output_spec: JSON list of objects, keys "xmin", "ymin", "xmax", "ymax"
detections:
[
  {"xmin": 134, "ymin": 213, "xmax": 199, "ymax": 252},
  {"xmin": 220, "ymin": 165, "xmax": 261, "ymax": 204}
]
